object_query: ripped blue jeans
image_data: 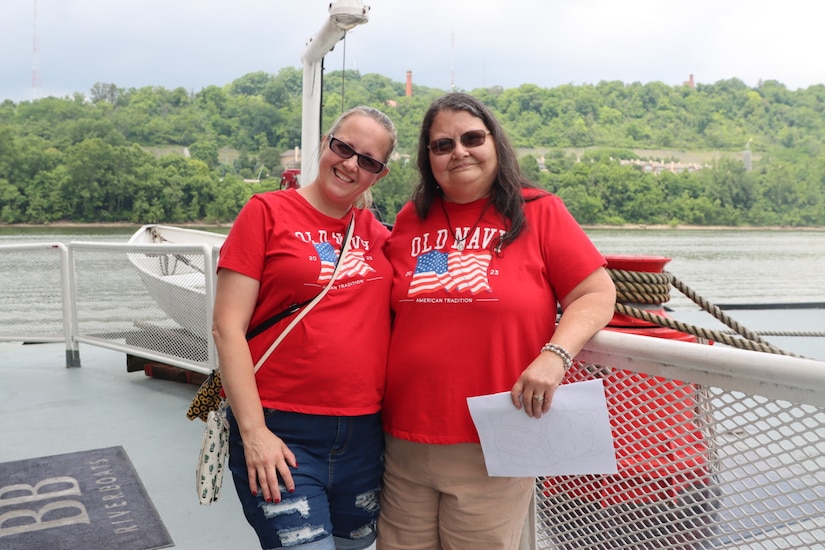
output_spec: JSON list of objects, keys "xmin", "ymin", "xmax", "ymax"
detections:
[{"xmin": 227, "ymin": 407, "xmax": 383, "ymax": 550}]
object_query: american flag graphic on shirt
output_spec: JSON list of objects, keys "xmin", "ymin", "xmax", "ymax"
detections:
[
  {"xmin": 408, "ymin": 249, "xmax": 492, "ymax": 296},
  {"xmin": 314, "ymin": 242, "xmax": 375, "ymax": 284}
]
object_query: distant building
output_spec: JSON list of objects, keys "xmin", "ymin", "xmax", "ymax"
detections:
[
  {"xmin": 280, "ymin": 147, "xmax": 301, "ymax": 170},
  {"xmin": 620, "ymin": 159, "xmax": 705, "ymax": 174}
]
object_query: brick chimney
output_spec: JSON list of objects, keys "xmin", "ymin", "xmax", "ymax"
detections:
[{"xmin": 406, "ymin": 71, "xmax": 412, "ymax": 97}]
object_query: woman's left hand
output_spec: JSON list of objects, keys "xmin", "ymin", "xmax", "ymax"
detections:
[
  {"xmin": 512, "ymin": 267, "xmax": 616, "ymax": 418},
  {"xmin": 510, "ymin": 352, "xmax": 566, "ymax": 418}
]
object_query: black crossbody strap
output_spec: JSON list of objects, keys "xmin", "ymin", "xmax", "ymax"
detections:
[{"xmin": 245, "ymin": 297, "xmax": 315, "ymax": 341}]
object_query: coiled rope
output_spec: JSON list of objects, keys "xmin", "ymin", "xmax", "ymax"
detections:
[{"xmin": 607, "ymin": 268, "xmax": 824, "ymax": 357}]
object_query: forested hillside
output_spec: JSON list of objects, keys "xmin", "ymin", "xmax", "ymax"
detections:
[{"xmin": 2, "ymin": 68, "xmax": 824, "ymax": 226}]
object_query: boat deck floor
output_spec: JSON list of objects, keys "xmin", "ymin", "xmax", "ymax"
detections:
[{"xmin": 1, "ymin": 341, "xmax": 259, "ymax": 549}]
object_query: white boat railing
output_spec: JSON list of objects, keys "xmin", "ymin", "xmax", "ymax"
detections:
[
  {"xmin": 0, "ymin": 242, "xmax": 78, "ymax": 364},
  {"xmin": 543, "ymin": 331, "xmax": 825, "ymax": 549},
  {"xmin": 2, "ymin": 242, "xmax": 824, "ymax": 549},
  {"xmin": 0, "ymin": 240, "xmax": 219, "ymax": 374}
]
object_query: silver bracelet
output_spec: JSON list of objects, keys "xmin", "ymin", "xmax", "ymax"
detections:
[{"xmin": 540, "ymin": 342, "xmax": 573, "ymax": 372}]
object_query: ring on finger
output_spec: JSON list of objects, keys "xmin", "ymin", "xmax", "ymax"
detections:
[{"xmin": 533, "ymin": 395, "xmax": 545, "ymax": 402}]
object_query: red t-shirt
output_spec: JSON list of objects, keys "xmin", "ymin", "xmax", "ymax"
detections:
[
  {"xmin": 383, "ymin": 189, "xmax": 606, "ymax": 443},
  {"xmin": 218, "ymin": 189, "xmax": 392, "ymax": 416}
]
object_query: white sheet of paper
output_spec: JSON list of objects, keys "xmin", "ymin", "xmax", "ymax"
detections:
[{"xmin": 467, "ymin": 379, "xmax": 618, "ymax": 477}]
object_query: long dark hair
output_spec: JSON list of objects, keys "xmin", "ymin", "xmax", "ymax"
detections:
[{"xmin": 413, "ymin": 92, "xmax": 537, "ymax": 252}]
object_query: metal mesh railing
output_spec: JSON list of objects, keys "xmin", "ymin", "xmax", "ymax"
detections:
[
  {"xmin": 535, "ymin": 335, "xmax": 825, "ymax": 550},
  {"xmin": 0, "ymin": 241, "xmax": 217, "ymax": 372},
  {"xmin": 0, "ymin": 243, "xmax": 68, "ymax": 342},
  {"xmin": 66, "ymin": 241, "xmax": 218, "ymax": 373}
]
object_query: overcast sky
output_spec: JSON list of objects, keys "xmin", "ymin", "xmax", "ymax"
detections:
[{"xmin": 2, "ymin": 0, "xmax": 823, "ymax": 103}]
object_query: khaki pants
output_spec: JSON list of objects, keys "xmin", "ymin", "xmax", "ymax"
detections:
[{"xmin": 378, "ymin": 435, "xmax": 534, "ymax": 550}]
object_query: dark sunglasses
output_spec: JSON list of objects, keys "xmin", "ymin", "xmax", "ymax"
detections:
[
  {"xmin": 328, "ymin": 136, "xmax": 386, "ymax": 174},
  {"xmin": 427, "ymin": 130, "xmax": 491, "ymax": 156}
]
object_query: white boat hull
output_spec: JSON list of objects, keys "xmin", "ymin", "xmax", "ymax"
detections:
[{"xmin": 128, "ymin": 225, "xmax": 226, "ymax": 336}]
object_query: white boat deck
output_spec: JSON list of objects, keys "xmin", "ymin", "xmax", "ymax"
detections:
[
  {"xmin": 3, "ymin": 338, "xmax": 825, "ymax": 549},
  {"xmin": 0, "ymin": 341, "xmax": 259, "ymax": 549}
]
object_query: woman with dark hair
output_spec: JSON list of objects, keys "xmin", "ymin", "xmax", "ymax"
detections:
[
  {"xmin": 379, "ymin": 93, "xmax": 616, "ymax": 549},
  {"xmin": 214, "ymin": 106, "xmax": 396, "ymax": 550}
]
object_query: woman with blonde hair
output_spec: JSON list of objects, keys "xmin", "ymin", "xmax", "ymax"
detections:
[{"xmin": 214, "ymin": 106, "xmax": 397, "ymax": 550}]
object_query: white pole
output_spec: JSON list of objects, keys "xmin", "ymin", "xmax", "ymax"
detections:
[{"xmin": 300, "ymin": 1, "xmax": 370, "ymax": 184}]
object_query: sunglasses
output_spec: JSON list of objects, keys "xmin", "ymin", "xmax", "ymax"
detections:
[
  {"xmin": 427, "ymin": 130, "xmax": 491, "ymax": 156},
  {"xmin": 328, "ymin": 136, "xmax": 386, "ymax": 174}
]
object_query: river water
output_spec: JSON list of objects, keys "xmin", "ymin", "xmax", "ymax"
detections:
[
  {"xmin": 587, "ymin": 228, "xmax": 825, "ymax": 307},
  {"xmin": 585, "ymin": 227, "xmax": 825, "ymax": 360},
  {"xmin": 2, "ymin": 226, "xmax": 824, "ymax": 358},
  {"xmin": 2, "ymin": 226, "xmax": 821, "ymax": 306}
]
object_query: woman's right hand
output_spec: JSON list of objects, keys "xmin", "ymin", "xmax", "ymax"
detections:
[
  {"xmin": 241, "ymin": 425, "xmax": 297, "ymax": 503},
  {"xmin": 214, "ymin": 270, "xmax": 297, "ymax": 501}
]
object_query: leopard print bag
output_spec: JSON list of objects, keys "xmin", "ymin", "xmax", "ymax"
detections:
[{"xmin": 186, "ymin": 369, "xmax": 223, "ymax": 422}]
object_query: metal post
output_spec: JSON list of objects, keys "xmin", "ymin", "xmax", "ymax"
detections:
[{"xmin": 300, "ymin": 1, "xmax": 370, "ymax": 183}]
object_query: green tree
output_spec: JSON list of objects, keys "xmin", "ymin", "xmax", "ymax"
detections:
[
  {"xmin": 372, "ymin": 159, "xmax": 417, "ymax": 223},
  {"xmin": 3, "ymin": 70, "xmax": 825, "ymax": 227},
  {"xmin": 189, "ymin": 141, "xmax": 219, "ymax": 169},
  {"xmin": 518, "ymin": 154, "xmax": 541, "ymax": 182},
  {"xmin": 0, "ymin": 178, "xmax": 26, "ymax": 223}
]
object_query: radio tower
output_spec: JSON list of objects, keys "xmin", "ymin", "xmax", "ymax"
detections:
[{"xmin": 32, "ymin": 0, "xmax": 41, "ymax": 99}]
